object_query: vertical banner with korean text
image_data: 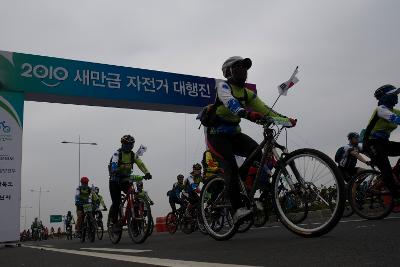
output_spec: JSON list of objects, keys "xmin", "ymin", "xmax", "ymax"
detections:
[{"xmin": 0, "ymin": 91, "xmax": 23, "ymax": 243}]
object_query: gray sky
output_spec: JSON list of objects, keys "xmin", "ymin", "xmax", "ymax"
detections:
[{"xmin": 1, "ymin": 0, "xmax": 399, "ymax": 229}]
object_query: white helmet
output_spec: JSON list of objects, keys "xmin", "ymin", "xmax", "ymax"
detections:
[{"xmin": 221, "ymin": 56, "xmax": 252, "ymax": 78}]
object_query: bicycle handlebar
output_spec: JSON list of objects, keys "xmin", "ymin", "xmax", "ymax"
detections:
[{"xmin": 256, "ymin": 116, "xmax": 294, "ymax": 128}]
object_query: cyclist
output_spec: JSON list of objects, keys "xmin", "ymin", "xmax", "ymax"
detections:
[
  {"xmin": 183, "ymin": 163, "xmax": 203, "ymax": 217},
  {"xmin": 92, "ymin": 187, "xmax": 107, "ymax": 211},
  {"xmin": 65, "ymin": 211, "xmax": 75, "ymax": 231},
  {"xmin": 136, "ymin": 181, "xmax": 154, "ymax": 205},
  {"xmin": 206, "ymin": 56, "xmax": 296, "ymax": 222},
  {"xmin": 75, "ymin": 176, "xmax": 91, "ymax": 236},
  {"xmin": 363, "ymin": 84, "xmax": 400, "ymax": 198},
  {"xmin": 31, "ymin": 218, "xmax": 43, "ymax": 240},
  {"xmin": 108, "ymin": 135, "xmax": 152, "ymax": 233},
  {"xmin": 167, "ymin": 174, "xmax": 185, "ymax": 213},
  {"xmin": 336, "ymin": 132, "xmax": 371, "ymax": 182}
]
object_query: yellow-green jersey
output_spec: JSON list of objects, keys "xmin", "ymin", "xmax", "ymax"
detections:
[
  {"xmin": 110, "ymin": 149, "xmax": 149, "ymax": 183},
  {"xmin": 364, "ymin": 106, "xmax": 400, "ymax": 141},
  {"xmin": 210, "ymin": 80, "xmax": 290, "ymax": 134}
]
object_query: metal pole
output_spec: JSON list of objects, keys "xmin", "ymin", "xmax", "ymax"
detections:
[
  {"xmin": 78, "ymin": 135, "xmax": 81, "ymax": 186},
  {"xmin": 39, "ymin": 187, "xmax": 41, "ymax": 221},
  {"xmin": 24, "ymin": 208, "xmax": 27, "ymax": 229}
]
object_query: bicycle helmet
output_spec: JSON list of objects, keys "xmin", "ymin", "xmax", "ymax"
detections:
[
  {"xmin": 177, "ymin": 174, "xmax": 184, "ymax": 180},
  {"xmin": 222, "ymin": 56, "xmax": 252, "ymax": 78},
  {"xmin": 374, "ymin": 84, "xmax": 399, "ymax": 99},
  {"xmin": 121, "ymin": 135, "xmax": 135, "ymax": 144},
  {"xmin": 347, "ymin": 132, "xmax": 359, "ymax": 140},
  {"xmin": 192, "ymin": 163, "xmax": 202, "ymax": 170},
  {"xmin": 80, "ymin": 176, "xmax": 89, "ymax": 185}
]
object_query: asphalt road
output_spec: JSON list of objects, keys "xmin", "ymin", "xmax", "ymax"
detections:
[{"xmin": 1, "ymin": 215, "xmax": 400, "ymax": 267}]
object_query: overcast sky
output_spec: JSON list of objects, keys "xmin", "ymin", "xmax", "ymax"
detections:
[{"xmin": 1, "ymin": 0, "xmax": 399, "ymax": 230}]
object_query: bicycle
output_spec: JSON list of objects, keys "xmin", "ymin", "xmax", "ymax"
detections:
[
  {"xmin": 166, "ymin": 205, "xmax": 186, "ymax": 234},
  {"xmin": 80, "ymin": 201, "xmax": 96, "ymax": 243},
  {"xmin": 181, "ymin": 203, "xmax": 208, "ymax": 235},
  {"xmin": 200, "ymin": 118, "xmax": 345, "ymax": 241},
  {"xmin": 348, "ymin": 161, "xmax": 400, "ymax": 220},
  {"xmin": 107, "ymin": 178, "xmax": 151, "ymax": 244}
]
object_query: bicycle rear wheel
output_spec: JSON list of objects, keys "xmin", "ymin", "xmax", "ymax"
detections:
[
  {"xmin": 200, "ymin": 176, "xmax": 238, "ymax": 241},
  {"xmin": 349, "ymin": 170, "xmax": 394, "ymax": 220},
  {"xmin": 272, "ymin": 148, "xmax": 345, "ymax": 237}
]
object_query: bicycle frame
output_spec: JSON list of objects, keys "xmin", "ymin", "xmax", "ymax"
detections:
[
  {"xmin": 119, "ymin": 186, "xmax": 136, "ymax": 226},
  {"xmin": 239, "ymin": 124, "xmax": 301, "ymax": 203},
  {"xmin": 119, "ymin": 185, "xmax": 145, "ymax": 226}
]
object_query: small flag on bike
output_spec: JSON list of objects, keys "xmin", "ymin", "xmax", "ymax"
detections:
[
  {"xmin": 135, "ymin": 145, "xmax": 147, "ymax": 158},
  {"xmin": 278, "ymin": 66, "xmax": 299, "ymax": 96}
]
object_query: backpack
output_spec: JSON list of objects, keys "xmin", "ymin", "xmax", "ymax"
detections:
[
  {"xmin": 197, "ymin": 82, "xmax": 248, "ymax": 127},
  {"xmin": 108, "ymin": 149, "xmax": 136, "ymax": 176},
  {"xmin": 334, "ymin": 146, "xmax": 345, "ymax": 164}
]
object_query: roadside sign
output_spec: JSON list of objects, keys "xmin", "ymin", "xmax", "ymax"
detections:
[{"xmin": 50, "ymin": 215, "xmax": 62, "ymax": 223}]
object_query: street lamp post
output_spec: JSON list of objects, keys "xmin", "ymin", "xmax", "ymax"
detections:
[
  {"xmin": 61, "ymin": 135, "xmax": 97, "ymax": 186},
  {"xmin": 30, "ymin": 187, "xmax": 50, "ymax": 222},
  {"xmin": 21, "ymin": 205, "xmax": 32, "ymax": 230}
]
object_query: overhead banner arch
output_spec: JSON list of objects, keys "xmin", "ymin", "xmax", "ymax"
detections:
[{"xmin": 0, "ymin": 50, "xmax": 256, "ymax": 243}]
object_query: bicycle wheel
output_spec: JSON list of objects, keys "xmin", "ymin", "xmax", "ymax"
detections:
[
  {"xmin": 147, "ymin": 216, "xmax": 154, "ymax": 236},
  {"xmin": 342, "ymin": 183, "xmax": 355, "ymax": 218},
  {"xmin": 166, "ymin": 212, "xmax": 178, "ymax": 234},
  {"xmin": 200, "ymin": 176, "xmax": 238, "ymax": 241},
  {"xmin": 272, "ymin": 148, "xmax": 345, "ymax": 237},
  {"xmin": 88, "ymin": 215, "xmax": 96, "ymax": 243},
  {"xmin": 107, "ymin": 209, "xmax": 122, "ymax": 244},
  {"xmin": 66, "ymin": 226, "xmax": 72, "ymax": 240},
  {"xmin": 96, "ymin": 220, "xmax": 104, "ymax": 240},
  {"xmin": 349, "ymin": 170, "xmax": 394, "ymax": 220},
  {"xmin": 127, "ymin": 199, "xmax": 151, "ymax": 244},
  {"xmin": 80, "ymin": 217, "xmax": 86, "ymax": 243},
  {"xmin": 181, "ymin": 218, "xmax": 195, "ymax": 234}
]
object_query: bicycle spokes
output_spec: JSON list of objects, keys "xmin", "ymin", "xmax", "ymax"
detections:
[{"xmin": 273, "ymin": 150, "xmax": 344, "ymax": 236}]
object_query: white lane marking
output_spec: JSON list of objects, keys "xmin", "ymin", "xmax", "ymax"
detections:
[
  {"xmin": 41, "ymin": 245, "xmax": 54, "ymax": 248},
  {"xmin": 81, "ymin": 248, "xmax": 151, "ymax": 253},
  {"xmin": 251, "ymin": 216, "xmax": 400, "ymax": 230},
  {"xmin": 340, "ymin": 216, "xmax": 400, "ymax": 223},
  {"xmin": 356, "ymin": 224, "xmax": 376, "ymax": 229},
  {"xmin": 24, "ymin": 245, "xmax": 260, "ymax": 267}
]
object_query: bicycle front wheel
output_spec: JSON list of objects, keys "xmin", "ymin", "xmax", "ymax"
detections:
[
  {"xmin": 272, "ymin": 148, "xmax": 345, "ymax": 237},
  {"xmin": 96, "ymin": 220, "xmax": 104, "ymax": 240},
  {"xmin": 127, "ymin": 199, "xmax": 151, "ymax": 244},
  {"xmin": 349, "ymin": 170, "xmax": 394, "ymax": 220},
  {"xmin": 107, "ymin": 209, "xmax": 122, "ymax": 244},
  {"xmin": 200, "ymin": 176, "xmax": 238, "ymax": 241},
  {"xmin": 166, "ymin": 212, "xmax": 178, "ymax": 234}
]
